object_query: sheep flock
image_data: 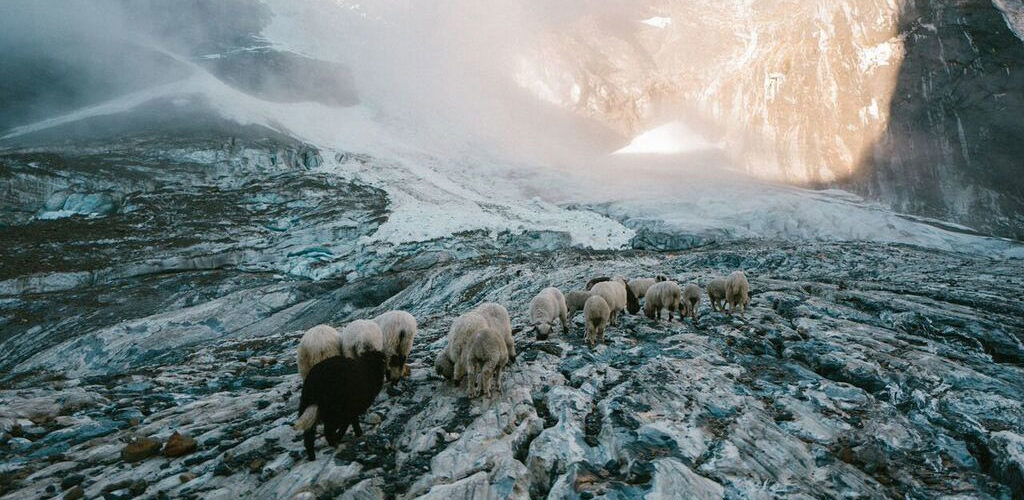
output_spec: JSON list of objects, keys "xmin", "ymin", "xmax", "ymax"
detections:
[{"xmin": 294, "ymin": 270, "xmax": 750, "ymax": 459}]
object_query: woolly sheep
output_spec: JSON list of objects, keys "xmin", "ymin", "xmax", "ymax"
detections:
[
  {"xmin": 340, "ymin": 319, "xmax": 384, "ymax": 359},
  {"xmin": 682, "ymin": 283, "xmax": 702, "ymax": 321},
  {"xmin": 294, "ymin": 352, "xmax": 385, "ymax": 460},
  {"xmin": 583, "ymin": 295, "xmax": 610, "ymax": 347},
  {"xmin": 373, "ymin": 310, "xmax": 417, "ymax": 383},
  {"xmin": 591, "ymin": 280, "xmax": 627, "ymax": 326},
  {"xmin": 440, "ymin": 311, "xmax": 490, "ymax": 385},
  {"xmin": 529, "ymin": 287, "xmax": 569, "ymax": 340},
  {"xmin": 297, "ymin": 324, "xmax": 342, "ymax": 380},
  {"xmin": 473, "ymin": 302, "xmax": 515, "ymax": 363},
  {"xmin": 628, "ymin": 278, "xmax": 657, "ymax": 299},
  {"xmin": 565, "ymin": 290, "xmax": 593, "ymax": 319},
  {"xmin": 461, "ymin": 328, "xmax": 509, "ymax": 398},
  {"xmin": 586, "ymin": 277, "xmax": 639, "ymax": 314},
  {"xmin": 707, "ymin": 278, "xmax": 727, "ymax": 312},
  {"xmin": 644, "ymin": 280, "xmax": 682, "ymax": 321},
  {"xmin": 435, "ymin": 349, "xmax": 454, "ymax": 380},
  {"xmin": 725, "ymin": 271, "xmax": 750, "ymax": 315}
]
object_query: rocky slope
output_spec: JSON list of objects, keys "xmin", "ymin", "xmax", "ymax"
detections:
[
  {"xmin": 514, "ymin": 0, "xmax": 1024, "ymax": 239},
  {"xmin": 2, "ymin": 241, "xmax": 1023, "ymax": 499}
]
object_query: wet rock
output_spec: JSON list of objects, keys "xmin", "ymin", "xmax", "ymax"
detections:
[
  {"xmin": 163, "ymin": 432, "xmax": 197, "ymax": 457},
  {"xmin": 60, "ymin": 474, "xmax": 85, "ymax": 490},
  {"xmin": 121, "ymin": 436, "xmax": 162, "ymax": 463}
]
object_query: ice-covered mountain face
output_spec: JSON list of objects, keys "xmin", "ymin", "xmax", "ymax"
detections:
[
  {"xmin": 513, "ymin": 0, "xmax": 1024, "ymax": 239},
  {"xmin": 1, "ymin": 2, "xmax": 1024, "ymax": 499}
]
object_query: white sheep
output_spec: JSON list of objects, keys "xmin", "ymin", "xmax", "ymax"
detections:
[
  {"xmin": 707, "ymin": 278, "xmax": 727, "ymax": 312},
  {"xmin": 340, "ymin": 319, "xmax": 384, "ymax": 358},
  {"xmin": 529, "ymin": 287, "xmax": 568, "ymax": 340},
  {"xmin": 297, "ymin": 324, "xmax": 343, "ymax": 379},
  {"xmin": 473, "ymin": 302, "xmax": 515, "ymax": 363},
  {"xmin": 682, "ymin": 283, "xmax": 702, "ymax": 321},
  {"xmin": 644, "ymin": 280, "xmax": 682, "ymax": 322},
  {"xmin": 435, "ymin": 349, "xmax": 454, "ymax": 380},
  {"xmin": 628, "ymin": 278, "xmax": 657, "ymax": 299},
  {"xmin": 725, "ymin": 271, "xmax": 750, "ymax": 315},
  {"xmin": 443, "ymin": 311, "xmax": 490, "ymax": 385},
  {"xmin": 583, "ymin": 295, "xmax": 610, "ymax": 347},
  {"xmin": 591, "ymin": 280, "xmax": 627, "ymax": 325},
  {"xmin": 565, "ymin": 290, "xmax": 593, "ymax": 319},
  {"xmin": 461, "ymin": 328, "xmax": 509, "ymax": 398},
  {"xmin": 373, "ymin": 310, "xmax": 418, "ymax": 382}
]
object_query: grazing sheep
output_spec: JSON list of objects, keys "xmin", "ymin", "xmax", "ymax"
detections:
[
  {"xmin": 586, "ymin": 277, "xmax": 638, "ymax": 314},
  {"xmin": 442, "ymin": 311, "xmax": 490, "ymax": 385},
  {"xmin": 435, "ymin": 349, "xmax": 454, "ymax": 380},
  {"xmin": 682, "ymin": 284, "xmax": 702, "ymax": 321},
  {"xmin": 473, "ymin": 303, "xmax": 515, "ymax": 363},
  {"xmin": 340, "ymin": 320, "xmax": 384, "ymax": 359},
  {"xmin": 297, "ymin": 324, "xmax": 342, "ymax": 380},
  {"xmin": 644, "ymin": 281, "xmax": 682, "ymax": 322},
  {"xmin": 294, "ymin": 352, "xmax": 386, "ymax": 460},
  {"xmin": 373, "ymin": 310, "xmax": 418, "ymax": 383},
  {"xmin": 628, "ymin": 278, "xmax": 657, "ymax": 299},
  {"xmin": 583, "ymin": 295, "xmax": 610, "ymax": 347},
  {"xmin": 725, "ymin": 271, "xmax": 750, "ymax": 315},
  {"xmin": 591, "ymin": 280, "xmax": 627, "ymax": 326},
  {"xmin": 565, "ymin": 290, "xmax": 593, "ymax": 320},
  {"xmin": 461, "ymin": 328, "xmax": 509, "ymax": 398},
  {"xmin": 707, "ymin": 278, "xmax": 727, "ymax": 312},
  {"xmin": 529, "ymin": 287, "xmax": 569, "ymax": 340}
]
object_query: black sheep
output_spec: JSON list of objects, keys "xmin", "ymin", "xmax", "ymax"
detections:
[{"xmin": 294, "ymin": 352, "xmax": 386, "ymax": 460}]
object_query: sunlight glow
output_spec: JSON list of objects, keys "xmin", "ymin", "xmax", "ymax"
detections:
[{"xmin": 613, "ymin": 121, "xmax": 712, "ymax": 155}]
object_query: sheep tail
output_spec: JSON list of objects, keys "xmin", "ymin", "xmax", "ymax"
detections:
[{"xmin": 294, "ymin": 405, "xmax": 318, "ymax": 431}]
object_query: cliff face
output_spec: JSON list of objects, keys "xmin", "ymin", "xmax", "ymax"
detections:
[{"xmin": 514, "ymin": 0, "xmax": 1024, "ymax": 238}]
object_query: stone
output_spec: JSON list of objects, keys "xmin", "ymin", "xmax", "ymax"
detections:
[
  {"xmin": 63, "ymin": 485, "xmax": 84, "ymax": 500},
  {"xmin": 163, "ymin": 432, "xmax": 198, "ymax": 457},
  {"xmin": 121, "ymin": 436, "xmax": 162, "ymax": 463}
]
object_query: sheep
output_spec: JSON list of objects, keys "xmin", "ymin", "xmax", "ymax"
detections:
[
  {"xmin": 586, "ymin": 277, "xmax": 639, "ymax": 314},
  {"xmin": 725, "ymin": 271, "xmax": 750, "ymax": 315},
  {"xmin": 707, "ymin": 278, "xmax": 727, "ymax": 312},
  {"xmin": 644, "ymin": 280, "xmax": 682, "ymax": 321},
  {"xmin": 628, "ymin": 278, "xmax": 657, "ymax": 299},
  {"xmin": 435, "ymin": 349, "xmax": 454, "ymax": 380},
  {"xmin": 565, "ymin": 290, "xmax": 593, "ymax": 319},
  {"xmin": 297, "ymin": 324, "xmax": 342, "ymax": 380},
  {"xmin": 682, "ymin": 284, "xmax": 702, "ymax": 321},
  {"xmin": 461, "ymin": 328, "xmax": 509, "ymax": 398},
  {"xmin": 583, "ymin": 295, "xmax": 610, "ymax": 347},
  {"xmin": 373, "ymin": 310, "xmax": 417, "ymax": 383},
  {"xmin": 529, "ymin": 287, "xmax": 569, "ymax": 340},
  {"xmin": 294, "ymin": 352, "xmax": 385, "ymax": 460},
  {"xmin": 591, "ymin": 280, "xmax": 627, "ymax": 326},
  {"xmin": 473, "ymin": 302, "xmax": 515, "ymax": 363},
  {"xmin": 340, "ymin": 319, "xmax": 384, "ymax": 359},
  {"xmin": 440, "ymin": 311, "xmax": 490, "ymax": 385}
]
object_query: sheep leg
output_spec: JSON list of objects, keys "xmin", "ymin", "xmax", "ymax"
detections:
[
  {"xmin": 324, "ymin": 419, "xmax": 340, "ymax": 447},
  {"xmin": 560, "ymin": 310, "xmax": 569, "ymax": 334},
  {"xmin": 351, "ymin": 420, "xmax": 363, "ymax": 437},
  {"xmin": 495, "ymin": 365, "xmax": 504, "ymax": 394},
  {"xmin": 304, "ymin": 429, "xmax": 317, "ymax": 460},
  {"xmin": 337, "ymin": 421, "xmax": 351, "ymax": 440}
]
